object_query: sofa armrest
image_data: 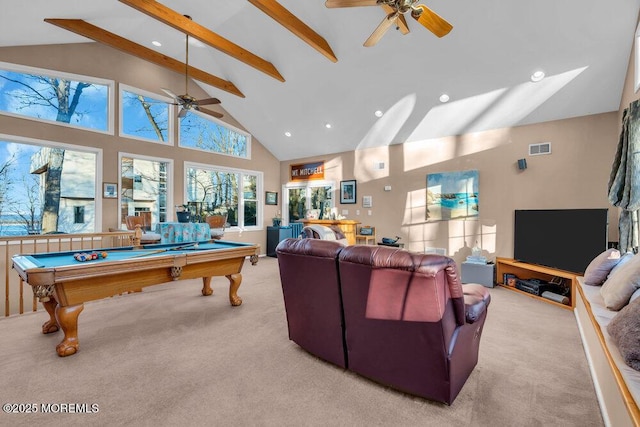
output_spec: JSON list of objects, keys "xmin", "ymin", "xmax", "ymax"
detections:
[{"xmin": 463, "ymin": 284, "xmax": 491, "ymax": 324}]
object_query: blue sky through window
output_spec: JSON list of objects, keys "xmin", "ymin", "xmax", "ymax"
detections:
[
  {"xmin": 0, "ymin": 68, "xmax": 109, "ymax": 131},
  {"xmin": 121, "ymin": 88, "xmax": 170, "ymax": 143},
  {"xmin": 180, "ymin": 111, "xmax": 249, "ymax": 158}
]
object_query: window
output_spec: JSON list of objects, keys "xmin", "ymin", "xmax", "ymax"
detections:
[
  {"xmin": 0, "ymin": 61, "xmax": 113, "ymax": 133},
  {"xmin": 179, "ymin": 111, "xmax": 250, "ymax": 159},
  {"xmin": 119, "ymin": 84, "xmax": 173, "ymax": 144},
  {"xmin": 0, "ymin": 134, "xmax": 101, "ymax": 236},
  {"xmin": 285, "ymin": 182, "xmax": 334, "ymax": 224},
  {"xmin": 120, "ymin": 154, "xmax": 172, "ymax": 228},
  {"xmin": 185, "ymin": 162, "xmax": 262, "ymax": 229},
  {"xmin": 243, "ymin": 175, "xmax": 258, "ymax": 227},
  {"xmin": 74, "ymin": 206, "xmax": 85, "ymax": 224}
]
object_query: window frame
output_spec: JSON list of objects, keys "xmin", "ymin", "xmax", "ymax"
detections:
[
  {"xmin": 118, "ymin": 83, "xmax": 175, "ymax": 145},
  {"xmin": 0, "ymin": 132, "xmax": 104, "ymax": 233},
  {"xmin": 0, "ymin": 60, "xmax": 115, "ymax": 135},
  {"xmin": 184, "ymin": 161, "xmax": 263, "ymax": 231},
  {"xmin": 178, "ymin": 110, "xmax": 252, "ymax": 159}
]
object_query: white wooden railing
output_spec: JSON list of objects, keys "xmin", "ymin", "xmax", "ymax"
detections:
[{"xmin": 1, "ymin": 232, "xmax": 135, "ymax": 317}]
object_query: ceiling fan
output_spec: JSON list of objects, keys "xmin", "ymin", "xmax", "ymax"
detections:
[
  {"xmin": 325, "ymin": 0, "xmax": 453, "ymax": 47},
  {"xmin": 162, "ymin": 15, "xmax": 223, "ymax": 119}
]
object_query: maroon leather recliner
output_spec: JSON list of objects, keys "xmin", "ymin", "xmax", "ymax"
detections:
[
  {"xmin": 338, "ymin": 245, "xmax": 490, "ymax": 405},
  {"xmin": 275, "ymin": 238, "xmax": 490, "ymax": 404},
  {"xmin": 275, "ymin": 238, "xmax": 347, "ymax": 368}
]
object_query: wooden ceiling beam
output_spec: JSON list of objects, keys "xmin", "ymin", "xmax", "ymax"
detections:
[
  {"xmin": 248, "ymin": 0, "xmax": 337, "ymax": 63},
  {"xmin": 118, "ymin": 0, "xmax": 285, "ymax": 82},
  {"xmin": 44, "ymin": 19, "xmax": 245, "ymax": 98}
]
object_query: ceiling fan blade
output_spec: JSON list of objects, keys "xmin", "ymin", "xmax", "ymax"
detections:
[
  {"xmin": 363, "ymin": 13, "xmax": 396, "ymax": 47},
  {"xmin": 325, "ymin": 0, "xmax": 379, "ymax": 7},
  {"xmin": 381, "ymin": 4, "xmax": 409, "ymax": 34},
  {"xmin": 195, "ymin": 106, "xmax": 224, "ymax": 119},
  {"xmin": 412, "ymin": 4, "xmax": 453, "ymax": 38},
  {"xmin": 196, "ymin": 97, "xmax": 221, "ymax": 106},
  {"xmin": 178, "ymin": 107, "xmax": 189, "ymax": 118}
]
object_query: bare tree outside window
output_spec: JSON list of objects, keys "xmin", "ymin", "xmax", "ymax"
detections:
[
  {"xmin": 180, "ymin": 111, "xmax": 249, "ymax": 158},
  {"xmin": 0, "ymin": 66, "xmax": 109, "ymax": 234}
]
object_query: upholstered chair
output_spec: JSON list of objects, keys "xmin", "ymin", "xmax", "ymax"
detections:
[
  {"xmin": 124, "ymin": 214, "xmax": 161, "ymax": 244},
  {"xmin": 205, "ymin": 214, "xmax": 227, "ymax": 240},
  {"xmin": 337, "ymin": 245, "xmax": 490, "ymax": 405},
  {"xmin": 300, "ymin": 225, "xmax": 348, "ymax": 245}
]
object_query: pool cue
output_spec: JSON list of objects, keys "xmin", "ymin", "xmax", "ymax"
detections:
[{"xmin": 129, "ymin": 242, "xmax": 199, "ymax": 258}]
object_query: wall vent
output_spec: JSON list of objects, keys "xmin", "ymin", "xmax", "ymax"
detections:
[
  {"xmin": 529, "ymin": 142, "xmax": 552, "ymax": 156},
  {"xmin": 373, "ymin": 161, "xmax": 385, "ymax": 170}
]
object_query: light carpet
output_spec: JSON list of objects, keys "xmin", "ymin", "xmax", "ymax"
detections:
[{"xmin": 0, "ymin": 256, "xmax": 603, "ymax": 426}]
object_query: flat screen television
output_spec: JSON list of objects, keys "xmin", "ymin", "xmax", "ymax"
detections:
[{"xmin": 514, "ymin": 209, "xmax": 608, "ymax": 274}]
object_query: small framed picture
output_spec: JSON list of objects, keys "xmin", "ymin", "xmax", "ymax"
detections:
[
  {"xmin": 362, "ymin": 195, "xmax": 372, "ymax": 208},
  {"xmin": 103, "ymin": 182, "xmax": 118, "ymax": 199},
  {"xmin": 340, "ymin": 180, "xmax": 357, "ymax": 204},
  {"xmin": 265, "ymin": 191, "xmax": 278, "ymax": 205}
]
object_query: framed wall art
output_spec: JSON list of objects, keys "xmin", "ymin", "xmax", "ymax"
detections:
[
  {"xmin": 265, "ymin": 191, "xmax": 278, "ymax": 205},
  {"xmin": 426, "ymin": 170, "xmax": 479, "ymax": 221},
  {"xmin": 103, "ymin": 182, "xmax": 118, "ymax": 199},
  {"xmin": 340, "ymin": 180, "xmax": 356, "ymax": 204}
]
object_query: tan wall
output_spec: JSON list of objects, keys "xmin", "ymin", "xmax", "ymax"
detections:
[
  {"xmin": 619, "ymin": 16, "xmax": 640, "ymax": 117},
  {"xmin": 281, "ymin": 113, "xmax": 620, "ymax": 265},
  {"xmin": 0, "ymin": 43, "xmax": 281, "ymax": 252},
  {"xmin": 613, "ymin": 14, "xmax": 640, "ymax": 252},
  {"xmin": 0, "ymin": 42, "xmax": 629, "ymax": 263}
]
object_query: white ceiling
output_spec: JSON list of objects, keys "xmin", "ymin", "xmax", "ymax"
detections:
[{"xmin": 1, "ymin": 0, "xmax": 639, "ymax": 161}]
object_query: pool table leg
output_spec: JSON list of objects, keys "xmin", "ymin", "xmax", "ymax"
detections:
[
  {"xmin": 227, "ymin": 273, "xmax": 243, "ymax": 306},
  {"xmin": 54, "ymin": 303, "xmax": 84, "ymax": 357},
  {"xmin": 201, "ymin": 277, "xmax": 214, "ymax": 296},
  {"xmin": 41, "ymin": 298, "xmax": 60, "ymax": 334}
]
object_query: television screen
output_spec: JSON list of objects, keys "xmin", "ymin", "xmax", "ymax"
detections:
[{"xmin": 514, "ymin": 209, "xmax": 608, "ymax": 274}]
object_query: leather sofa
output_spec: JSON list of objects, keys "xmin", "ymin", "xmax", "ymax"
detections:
[
  {"xmin": 300, "ymin": 224, "xmax": 348, "ymax": 245},
  {"xmin": 276, "ymin": 238, "xmax": 491, "ymax": 405},
  {"xmin": 276, "ymin": 238, "xmax": 347, "ymax": 368}
]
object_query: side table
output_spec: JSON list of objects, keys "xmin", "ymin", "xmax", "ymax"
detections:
[{"xmin": 461, "ymin": 262, "xmax": 495, "ymax": 288}]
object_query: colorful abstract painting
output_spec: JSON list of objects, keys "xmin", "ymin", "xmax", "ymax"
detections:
[{"xmin": 426, "ymin": 170, "xmax": 479, "ymax": 221}]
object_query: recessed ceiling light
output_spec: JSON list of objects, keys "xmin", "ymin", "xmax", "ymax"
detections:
[
  {"xmin": 374, "ymin": 110, "xmax": 383, "ymax": 117},
  {"xmin": 284, "ymin": 131, "xmax": 292, "ymax": 137},
  {"xmin": 325, "ymin": 123, "xmax": 332, "ymax": 129},
  {"xmin": 151, "ymin": 40, "xmax": 162, "ymax": 47},
  {"xmin": 531, "ymin": 70, "xmax": 545, "ymax": 82},
  {"xmin": 439, "ymin": 94, "xmax": 450, "ymax": 103}
]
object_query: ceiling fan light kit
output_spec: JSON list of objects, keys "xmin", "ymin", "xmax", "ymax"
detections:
[{"xmin": 326, "ymin": 0, "xmax": 453, "ymax": 46}]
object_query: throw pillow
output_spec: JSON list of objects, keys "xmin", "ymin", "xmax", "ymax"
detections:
[
  {"xmin": 583, "ymin": 248, "xmax": 621, "ymax": 286},
  {"xmin": 607, "ymin": 297, "xmax": 640, "ymax": 371},
  {"xmin": 608, "ymin": 251, "xmax": 635, "ymax": 278},
  {"xmin": 600, "ymin": 253, "xmax": 640, "ymax": 310}
]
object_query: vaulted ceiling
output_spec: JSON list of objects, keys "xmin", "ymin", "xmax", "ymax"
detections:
[{"xmin": 1, "ymin": 0, "xmax": 639, "ymax": 160}]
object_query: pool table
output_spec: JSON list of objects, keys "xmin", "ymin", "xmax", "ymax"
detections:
[{"xmin": 12, "ymin": 240, "xmax": 259, "ymax": 357}]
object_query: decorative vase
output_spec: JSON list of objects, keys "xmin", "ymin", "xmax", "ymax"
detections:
[{"xmin": 176, "ymin": 211, "xmax": 191, "ymax": 223}]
